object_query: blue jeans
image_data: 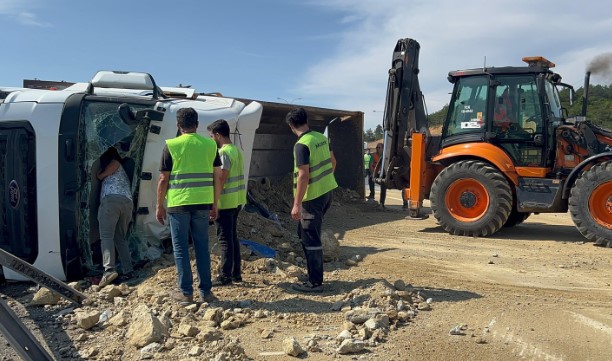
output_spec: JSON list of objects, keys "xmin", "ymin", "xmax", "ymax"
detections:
[{"xmin": 168, "ymin": 210, "xmax": 212, "ymax": 296}]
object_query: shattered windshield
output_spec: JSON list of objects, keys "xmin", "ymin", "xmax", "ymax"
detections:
[{"xmin": 78, "ymin": 100, "xmax": 152, "ymax": 271}]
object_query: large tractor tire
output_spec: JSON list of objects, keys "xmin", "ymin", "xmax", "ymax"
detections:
[
  {"xmin": 504, "ymin": 209, "xmax": 530, "ymax": 227},
  {"xmin": 568, "ymin": 161, "xmax": 612, "ymax": 247},
  {"xmin": 431, "ymin": 160, "xmax": 512, "ymax": 237}
]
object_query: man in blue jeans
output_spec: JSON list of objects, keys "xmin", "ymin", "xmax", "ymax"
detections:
[{"xmin": 156, "ymin": 107, "xmax": 222, "ymax": 304}]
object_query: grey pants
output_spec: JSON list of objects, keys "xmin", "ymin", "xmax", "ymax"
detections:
[{"xmin": 98, "ymin": 194, "xmax": 133, "ymax": 273}]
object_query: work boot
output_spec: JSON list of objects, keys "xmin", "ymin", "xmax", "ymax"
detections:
[
  {"xmin": 199, "ymin": 291, "xmax": 218, "ymax": 303},
  {"xmin": 171, "ymin": 290, "xmax": 193, "ymax": 305}
]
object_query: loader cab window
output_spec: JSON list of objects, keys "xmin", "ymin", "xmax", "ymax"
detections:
[
  {"xmin": 492, "ymin": 76, "xmax": 546, "ymax": 166},
  {"xmin": 544, "ymin": 80, "xmax": 563, "ymax": 118},
  {"xmin": 444, "ymin": 76, "xmax": 488, "ymax": 138},
  {"xmin": 492, "ymin": 76, "xmax": 543, "ymax": 139}
]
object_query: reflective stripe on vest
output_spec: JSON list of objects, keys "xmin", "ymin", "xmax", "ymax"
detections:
[
  {"xmin": 166, "ymin": 133, "xmax": 217, "ymax": 207},
  {"xmin": 293, "ymin": 131, "xmax": 338, "ymax": 202},
  {"xmin": 218, "ymin": 144, "xmax": 246, "ymax": 209}
]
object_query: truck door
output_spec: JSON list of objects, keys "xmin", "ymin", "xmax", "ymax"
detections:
[{"xmin": 0, "ymin": 122, "xmax": 38, "ymax": 264}]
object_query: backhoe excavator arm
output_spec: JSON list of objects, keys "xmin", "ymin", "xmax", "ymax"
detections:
[{"xmin": 377, "ymin": 38, "xmax": 429, "ymax": 190}]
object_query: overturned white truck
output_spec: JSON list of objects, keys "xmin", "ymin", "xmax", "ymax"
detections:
[{"xmin": 0, "ymin": 71, "xmax": 364, "ymax": 281}]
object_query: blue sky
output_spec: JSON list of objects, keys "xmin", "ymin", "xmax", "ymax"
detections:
[{"xmin": 2, "ymin": 0, "xmax": 612, "ymax": 130}]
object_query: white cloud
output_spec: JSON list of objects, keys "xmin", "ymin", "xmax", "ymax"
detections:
[
  {"xmin": 299, "ymin": 0, "xmax": 612, "ymax": 130},
  {"xmin": 0, "ymin": 0, "xmax": 50, "ymax": 27}
]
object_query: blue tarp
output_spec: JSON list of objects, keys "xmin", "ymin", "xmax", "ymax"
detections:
[{"xmin": 239, "ymin": 239, "xmax": 276, "ymax": 258}]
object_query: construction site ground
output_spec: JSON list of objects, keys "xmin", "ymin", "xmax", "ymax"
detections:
[{"xmin": 1, "ymin": 188, "xmax": 611, "ymax": 360}]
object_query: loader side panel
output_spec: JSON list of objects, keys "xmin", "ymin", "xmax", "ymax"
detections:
[{"xmin": 0, "ymin": 121, "xmax": 38, "ymax": 264}]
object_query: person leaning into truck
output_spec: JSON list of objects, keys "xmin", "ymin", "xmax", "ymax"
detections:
[
  {"xmin": 286, "ymin": 107, "xmax": 337, "ymax": 293},
  {"xmin": 96, "ymin": 146, "xmax": 134, "ymax": 287},
  {"xmin": 156, "ymin": 107, "xmax": 222, "ymax": 305},
  {"xmin": 207, "ymin": 119, "xmax": 246, "ymax": 286}
]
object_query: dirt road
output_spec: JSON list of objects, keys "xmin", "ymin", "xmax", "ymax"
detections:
[
  {"xmin": 332, "ymin": 189, "xmax": 612, "ymax": 360},
  {"xmin": 0, "ymin": 188, "xmax": 610, "ymax": 360}
]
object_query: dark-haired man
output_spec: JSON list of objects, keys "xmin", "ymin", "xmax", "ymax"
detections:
[
  {"xmin": 207, "ymin": 119, "xmax": 246, "ymax": 286},
  {"xmin": 156, "ymin": 107, "xmax": 222, "ymax": 304},
  {"xmin": 286, "ymin": 107, "xmax": 337, "ymax": 293}
]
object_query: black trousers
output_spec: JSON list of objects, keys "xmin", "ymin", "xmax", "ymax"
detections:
[
  {"xmin": 297, "ymin": 191, "xmax": 333, "ymax": 286},
  {"xmin": 214, "ymin": 207, "xmax": 241, "ymax": 279},
  {"xmin": 365, "ymin": 169, "xmax": 375, "ymax": 198}
]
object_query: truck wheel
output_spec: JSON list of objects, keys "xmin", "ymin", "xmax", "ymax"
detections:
[
  {"xmin": 569, "ymin": 161, "xmax": 612, "ymax": 247},
  {"xmin": 431, "ymin": 160, "xmax": 512, "ymax": 237},
  {"xmin": 504, "ymin": 209, "xmax": 530, "ymax": 227}
]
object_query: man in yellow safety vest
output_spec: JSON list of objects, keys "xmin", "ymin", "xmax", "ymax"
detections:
[
  {"xmin": 156, "ymin": 107, "xmax": 222, "ymax": 305},
  {"xmin": 207, "ymin": 119, "xmax": 246, "ymax": 286},
  {"xmin": 286, "ymin": 107, "xmax": 337, "ymax": 293}
]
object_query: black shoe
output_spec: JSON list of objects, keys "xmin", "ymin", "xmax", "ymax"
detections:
[
  {"xmin": 231, "ymin": 276, "xmax": 243, "ymax": 283},
  {"xmin": 291, "ymin": 281, "xmax": 323, "ymax": 293},
  {"xmin": 402, "ymin": 203, "xmax": 408, "ymax": 210},
  {"xmin": 212, "ymin": 276, "xmax": 232, "ymax": 286}
]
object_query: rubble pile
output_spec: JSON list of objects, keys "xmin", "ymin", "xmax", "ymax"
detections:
[
  {"xmin": 231, "ymin": 176, "xmax": 360, "ymax": 265},
  {"xmin": 4, "ymin": 182, "xmax": 431, "ymax": 360},
  {"xmin": 22, "ymin": 258, "xmax": 431, "ymax": 360}
]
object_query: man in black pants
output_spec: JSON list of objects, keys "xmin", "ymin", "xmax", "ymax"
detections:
[
  {"xmin": 207, "ymin": 119, "xmax": 246, "ymax": 286},
  {"xmin": 286, "ymin": 108, "xmax": 338, "ymax": 293}
]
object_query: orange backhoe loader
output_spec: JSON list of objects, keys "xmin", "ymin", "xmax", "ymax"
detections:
[{"xmin": 377, "ymin": 38, "xmax": 612, "ymax": 247}]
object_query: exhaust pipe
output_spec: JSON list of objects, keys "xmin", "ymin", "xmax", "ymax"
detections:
[{"xmin": 581, "ymin": 71, "xmax": 591, "ymax": 117}]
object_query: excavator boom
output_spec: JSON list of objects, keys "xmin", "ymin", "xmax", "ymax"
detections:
[{"xmin": 378, "ymin": 38, "xmax": 428, "ymax": 191}]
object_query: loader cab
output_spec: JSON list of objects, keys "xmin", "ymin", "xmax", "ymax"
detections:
[{"xmin": 443, "ymin": 60, "xmax": 564, "ymax": 170}]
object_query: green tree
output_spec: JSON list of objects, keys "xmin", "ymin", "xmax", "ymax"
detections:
[
  {"xmin": 374, "ymin": 124, "xmax": 384, "ymax": 140},
  {"xmin": 428, "ymin": 104, "xmax": 449, "ymax": 128},
  {"xmin": 560, "ymin": 83, "xmax": 612, "ymax": 129},
  {"xmin": 364, "ymin": 128, "xmax": 375, "ymax": 142}
]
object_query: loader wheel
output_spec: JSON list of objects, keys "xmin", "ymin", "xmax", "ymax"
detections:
[
  {"xmin": 431, "ymin": 160, "xmax": 512, "ymax": 237},
  {"xmin": 504, "ymin": 209, "xmax": 530, "ymax": 227},
  {"xmin": 569, "ymin": 161, "xmax": 612, "ymax": 247}
]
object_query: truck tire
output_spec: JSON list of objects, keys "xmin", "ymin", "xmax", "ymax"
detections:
[
  {"xmin": 569, "ymin": 161, "xmax": 612, "ymax": 247},
  {"xmin": 431, "ymin": 160, "xmax": 512, "ymax": 237},
  {"xmin": 504, "ymin": 209, "xmax": 530, "ymax": 227}
]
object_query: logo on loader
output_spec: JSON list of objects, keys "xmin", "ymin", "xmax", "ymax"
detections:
[{"xmin": 9, "ymin": 180, "xmax": 20, "ymax": 208}]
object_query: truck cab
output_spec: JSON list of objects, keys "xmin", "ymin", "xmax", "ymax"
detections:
[{"xmin": 0, "ymin": 71, "xmax": 262, "ymax": 280}]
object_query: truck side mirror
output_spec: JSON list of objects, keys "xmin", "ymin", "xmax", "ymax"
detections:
[{"xmin": 135, "ymin": 109, "xmax": 164, "ymax": 122}]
